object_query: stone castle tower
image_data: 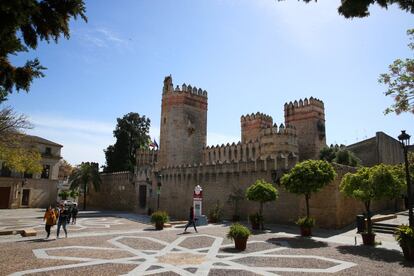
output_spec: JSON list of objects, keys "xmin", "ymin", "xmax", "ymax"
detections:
[
  {"xmin": 158, "ymin": 75, "xmax": 208, "ymax": 168},
  {"xmin": 284, "ymin": 97, "xmax": 326, "ymax": 160},
  {"xmin": 241, "ymin": 113, "xmax": 273, "ymax": 143}
]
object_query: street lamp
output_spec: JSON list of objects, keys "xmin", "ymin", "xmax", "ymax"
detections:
[
  {"xmin": 398, "ymin": 130, "xmax": 413, "ymax": 228},
  {"xmin": 157, "ymin": 173, "xmax": 162, "ymax": 210}
]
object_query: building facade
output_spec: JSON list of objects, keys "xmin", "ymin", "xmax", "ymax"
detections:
[{"xmin": 0, "ymin": 135, "xmax": 62, "ymax": 209}]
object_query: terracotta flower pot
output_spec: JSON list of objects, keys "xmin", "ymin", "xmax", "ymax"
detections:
[
  {"xmin": 361, "ymin": 232, "xmax": 376, "ymax": 246},
  {"xmin": 401, "ymin": 244, "xmax": 414, "ymax": 261},
  {"xmin": 155, "ymin": 221, "xmax": 164, "ymax": 230},
  {"xmin": 300, "ymin": 226, "xmax": 312, "ymax": 237},
  {"xmin": 234, "ymin": 237, "xmax": 248, "ymax": 251}
]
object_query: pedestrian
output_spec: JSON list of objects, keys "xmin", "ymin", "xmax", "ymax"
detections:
[
  {"xmin": 184, "ymin": 206, "xmax": 198, "ymax": 233},
  {"xmin": 66, "ymin": 204, "xmax": 72, "ymax": 224},
  {"xmin": 43, "ymin": 206, "xmax": 56, "ymax": 239},
  {"xmin": 71, "ymin": 203, "xmax": 78, "ymax": 224},
  {"xmin": 56, "ymin": 204, "xmax": 68, "ymax": 238}
]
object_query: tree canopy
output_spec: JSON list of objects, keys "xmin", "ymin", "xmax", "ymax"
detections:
[
  {"xmin": 281, "ymin": 160, "xmax": 336, "ymax": 218},
  {"xmin": 340, "ymin": 164, "xmax": 405, "ymax": 232},
  {"xmin": 104, "ymin": 112, "xmax": 151, "ymax": 172},
  {"xmin": 379, "ymin": 29, "xmax": 414, "ymax": 115},
  {"xmin": 279, "ymin": 0, "xmax": 414, "ymax": 18},
  {"xmin": 0, "ymin": 145, "xmax": 42, "ymax": 175},
  {"xmin": 319, "ymin": 144, "xmax": 360, "ymax": 167},
  {"xmin": 0, "ymin": 0, "xmax": 87, "ymax": 103},
  {"xmin": 69, "ymin": 162, "xmax": 101, "ymax": 210}
]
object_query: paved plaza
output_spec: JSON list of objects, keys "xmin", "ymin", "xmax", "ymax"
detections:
[{"xmin": 0, "ymin": 209, "xmax": 414, "ymax": 275}]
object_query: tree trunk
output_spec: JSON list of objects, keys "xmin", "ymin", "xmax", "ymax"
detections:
[
  {"xmin": 365, "ymin": 201, "xmax": 371, "ymax": 233},
  {"xmin": 83, "ymin": 181, "xmax": 87, "ymax": 211},
  {"xmin": 305, "ymin": 194, "xmax": 310, "ymax": 218}
]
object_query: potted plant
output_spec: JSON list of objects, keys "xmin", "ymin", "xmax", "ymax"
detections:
[
  {"xmin": 281, "ymin": 160, "xmax": 336, "ymax": 236},
  {"xmin": 395, "ymin": 225, "xmax": 414, "ymax": 261},
  {"xmin": 340, "ymin": 164, "xmax": 404, "ymax": 245},
  {"xmin": 249, "ymin": 213, "xmax": 263, "ymax": 230},
  {"xmin": 296, "ymin": 216, "xmax": 315, "ymax": 237},
  {"xmin": 246, "ymin": 179, "xmax": 278, "ymax": 230},
  {"xmin": 151, "ymin": 210, "xmax": 169, "ymax": 230},
  {"xmin": 227, "ymin": 223, "xmax": 251, "ymax": 251}
]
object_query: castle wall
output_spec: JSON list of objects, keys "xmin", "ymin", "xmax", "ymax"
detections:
[
  {"xmin": 241, "ymin": 112, "xmax": 273, "ymax": 143},
  {"xmin": 82, "ymin": 171, "xmax": 137, "ymax": 211}
]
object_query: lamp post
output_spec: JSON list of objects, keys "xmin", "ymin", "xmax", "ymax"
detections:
[
  {"xmin": 398, "ymin": 130, "xmax": 413, "ymax": 228},
  {"xmin": 157, "ymin": 173, "xmax": 162, "ymax": 210}
]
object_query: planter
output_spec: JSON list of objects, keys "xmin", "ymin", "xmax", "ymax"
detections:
[
  {"xmin": 300, "ymin": 226, "xmax": 312, "ymax": 237},
  {"xmin": 401, "ymin": 244, "xmax": 414, "ymax": 261},
  {"xmin": 155, "ymin": 221, "xmax": 164, "ymax": 230},
  {"xmin": 234, "ymin": 237, "xmax": 248, "ymax": 251},
  {"xmin": 361, "ymin": 232, "xmax": 376, "ymax": 246}
]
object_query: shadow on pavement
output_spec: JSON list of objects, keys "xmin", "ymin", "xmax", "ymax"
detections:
[
  {"xmin": 17, "ymin": 238, "xmax": 55, "ymax": 243},
  {"xmin": 266, "ymin": 237, "xmax": 329, "ymax": 248},
  {"xmin": 336, "ymin": 245, "xmax": 414, "ymax": 267}
]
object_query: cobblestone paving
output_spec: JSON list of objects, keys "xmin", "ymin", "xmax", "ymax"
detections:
[{"xmin": 1, "ymin": 210, "xmax": 414, "ymax": 275}]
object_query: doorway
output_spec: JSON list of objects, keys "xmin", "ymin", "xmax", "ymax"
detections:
[
  {"xmin": 0, "ymin": 187, "xmax": 11, "ymax": 209},
  {"xmin": 22, "ymin": 189, "xmax": 30, "ymax": 206},
  {"xmin": 139, "ymin": 185, "xmax": 147, "ymax": 208}
]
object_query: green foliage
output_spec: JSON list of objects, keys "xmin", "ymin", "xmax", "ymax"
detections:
[
  {"xmin": 227, "ymin": 223, "xmax": 251, "ymax": 241},
  {"xmin": 319, "ymin": 144, "xmax": 360, "ymax": 167},
  {"xmin": 249, "ymin": 213, "xmax": 263, "ymax": 224},
  {"xmin": 296, "ymin": 216, "xmax": 315, "ymax": 228},
  {"xmin": 0, "ymin": 145, "xmax": 42, "ymax": 174},
  {"xmin": 104, "ymin": 113, "xmax": 151, "ymax": 172},
  {"xmin": 379, "ymin": 29, "xmax": 414, "ymax": 115},
  {"xmin": 246, "ymin": 179, "xmax": 278, "ymax": 203},
  {"xmin": 150, "ymin": 211, "xmax": 169, "ymax": 223},
  {"xmin": 69, "ymin": 189, "xmax": 79, "ymax": 198},
  {"xmin": 281, "ymin": 160, "xmax": 336, "ymax": 197},
  {"xmin": 69, "ymin": 162, "xmax": 101, "ymax": 210},
  {"xmin": 58, "ymin": 190, "xmax": 70, "ymax": 200},
  {"xmin": 278, "ymin": 1, "xmax": 414, "ymax": 18},
  {"xmin": 395, "ymin": 225, "xmax": 414, "ymax": 247},
  {"xmin": 0, "ymin": 0, "xmax": 87, "ymax": 102},
  {"xmin": 208, "ymin": 202, "xmax": 223, "ymax": 223}
]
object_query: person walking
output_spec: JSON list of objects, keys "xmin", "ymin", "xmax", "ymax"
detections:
[
  {"xmin": 56, "ymin": 204, "xmax": 68, "ymax": 238},
  {"xmin": 71, "ymin": 203, "xmax": 78, "ymax": 224},
  {"xmin": 43, "ymin": 206, "xmax": 56, "ymax": 239},
  {"xmin": 184, "ymin": 206, "xmax": 198, "ymax": 233}
]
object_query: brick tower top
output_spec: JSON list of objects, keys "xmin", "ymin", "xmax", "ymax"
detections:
[
  {"xmin": 241, "ymin": 112, "xmax": 273, "ymax": 143},
  {"xmin": 284, "ymin": 97, "xmax": 326, "ymax": 160}
]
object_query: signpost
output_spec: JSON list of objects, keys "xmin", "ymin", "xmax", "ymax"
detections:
[{"xmin": 193, "ymin": 185, "xmax": 208, "ymax": 225}]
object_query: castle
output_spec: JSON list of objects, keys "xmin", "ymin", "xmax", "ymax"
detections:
[{"xmin": 86, "ymin": 76, "xmax": 395, "ymax": 228}]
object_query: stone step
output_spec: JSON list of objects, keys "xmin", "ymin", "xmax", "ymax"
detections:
[
  {"xmin": 371, "ymin": 214, "xmax": 397, "ymax": 223},
  {"xmin": 20, "ymin": 228, "xmax": 37, "ymax": 237},
  {"xmin": 169, "ymin": 221, "xmax": 187, "ymax": 225}
]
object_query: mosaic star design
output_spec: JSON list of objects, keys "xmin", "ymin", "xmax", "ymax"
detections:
[{"xmin": 11, "ymin": 234, "xmax": 356, "ymax": 275}]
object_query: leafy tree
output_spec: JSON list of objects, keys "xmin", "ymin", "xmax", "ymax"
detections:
[
  {"xmin": 246, "ymin": 179, "xmax": 279, "ymax": 230},
  {"xmin": 281, "ymin": 160, "xmax": 336, "ymax": 218},
  {"xmin": 0, "ymin": 107, "xmax": 31, "ymax": 145},
  {"xmin": 0, "ymin": 145, "xmax": 42, "ymax": 175},
  {"xmin": 379, "ymin": 29, "xmax": 414, "ymax": 115},
  {"xmin": 69, "ymin": 162, "xmax": 101, "ymax": 210},
  {"xmin": 58, "ymin": 159, "xmax": 73, "ymax": 180},
  {"xmin": 0, "ymin": 0, "xmax": 87, "ymax": 102},
  {"xmin": 104, "ymin": 113, "xmax": 151, "ymax": 172},
  {"xmin": 340, "ymin": 164, "xmax": 404, "ymax": 233},
  {"xmin": 278, "ymin": 0, "xmax": 414, "ymax": 18},
  {"xmin": 319, "ymin": 144, "xmax": 360, "ymax": 167}
]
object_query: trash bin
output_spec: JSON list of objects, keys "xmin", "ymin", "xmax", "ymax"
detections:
[{"xmin": 356, "ymin": 215, "xmax": 365, "ymax": 233}]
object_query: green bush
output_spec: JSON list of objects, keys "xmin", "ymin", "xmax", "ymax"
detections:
[
  {"xmin": 209, "ymin": 202, "xmax": 223, "ymax": 222},
  {"xmin": 249, "ymin": 213, "xmax": 263, "ymax": 224},
  {"xmin": 227, "ymin": 223, "xmax": 251, "ymax": 241},
  {"xmin": 395, "ymin": 225, "xmax": 414, "ymax": 247},
  {"xmin": 150, "ymin": 211, "xmax": 169, "ymax": 223},
  {"xmin": 296, "ymin": 216, "xmax": 315, "ymax": 228}
]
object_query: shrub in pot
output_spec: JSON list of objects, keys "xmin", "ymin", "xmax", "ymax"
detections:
[
  {"xmin": 395, "ymin": 225, "xmax": 414, "ymax": 261},
  {"xmin": 249, "ymin": 213, "xmax": 263, "ymax": 230},
  {"xmin": 227, "ymin": 223, "xmax": 251, "ymax": 251},
  {"xmin": 151, "ymin": 211, "xmax": 169, "ymax": 230},
  {"xmin": 296, "ymin": 216, "xmax": 315, "ymax": 237}
]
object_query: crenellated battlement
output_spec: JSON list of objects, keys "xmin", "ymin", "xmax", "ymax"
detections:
[
  {"xmin": 136, "ymin": 148, "xmax": 159, "ymax": 167},
  {"xmin": 259, "ymin": 123, "xmax": 296, "ymax": 136},
  {"xmin": 240, "ymin": 112, "xmax": 272, "ymax": 123},
  {"xmin": 284, "ymin": 97, "xmax": 324, "ymax": 118},
  {"xmin": 162, "ymin": 75, "xmax": 208, "ymax": 98}
]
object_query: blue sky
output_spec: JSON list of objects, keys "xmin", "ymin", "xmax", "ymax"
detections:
[{"xmin": 5, "ymin": 0, "xmax": 414, "ymax": 166}]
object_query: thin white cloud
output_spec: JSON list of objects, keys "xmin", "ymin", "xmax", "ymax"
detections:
[
  {"xmin": 207, "ymin": 132, "xmax": 240, "ymax": 147},
  {"xmin": 75, "ymin": 26, "xmax": 132, "ymax": 52}
]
